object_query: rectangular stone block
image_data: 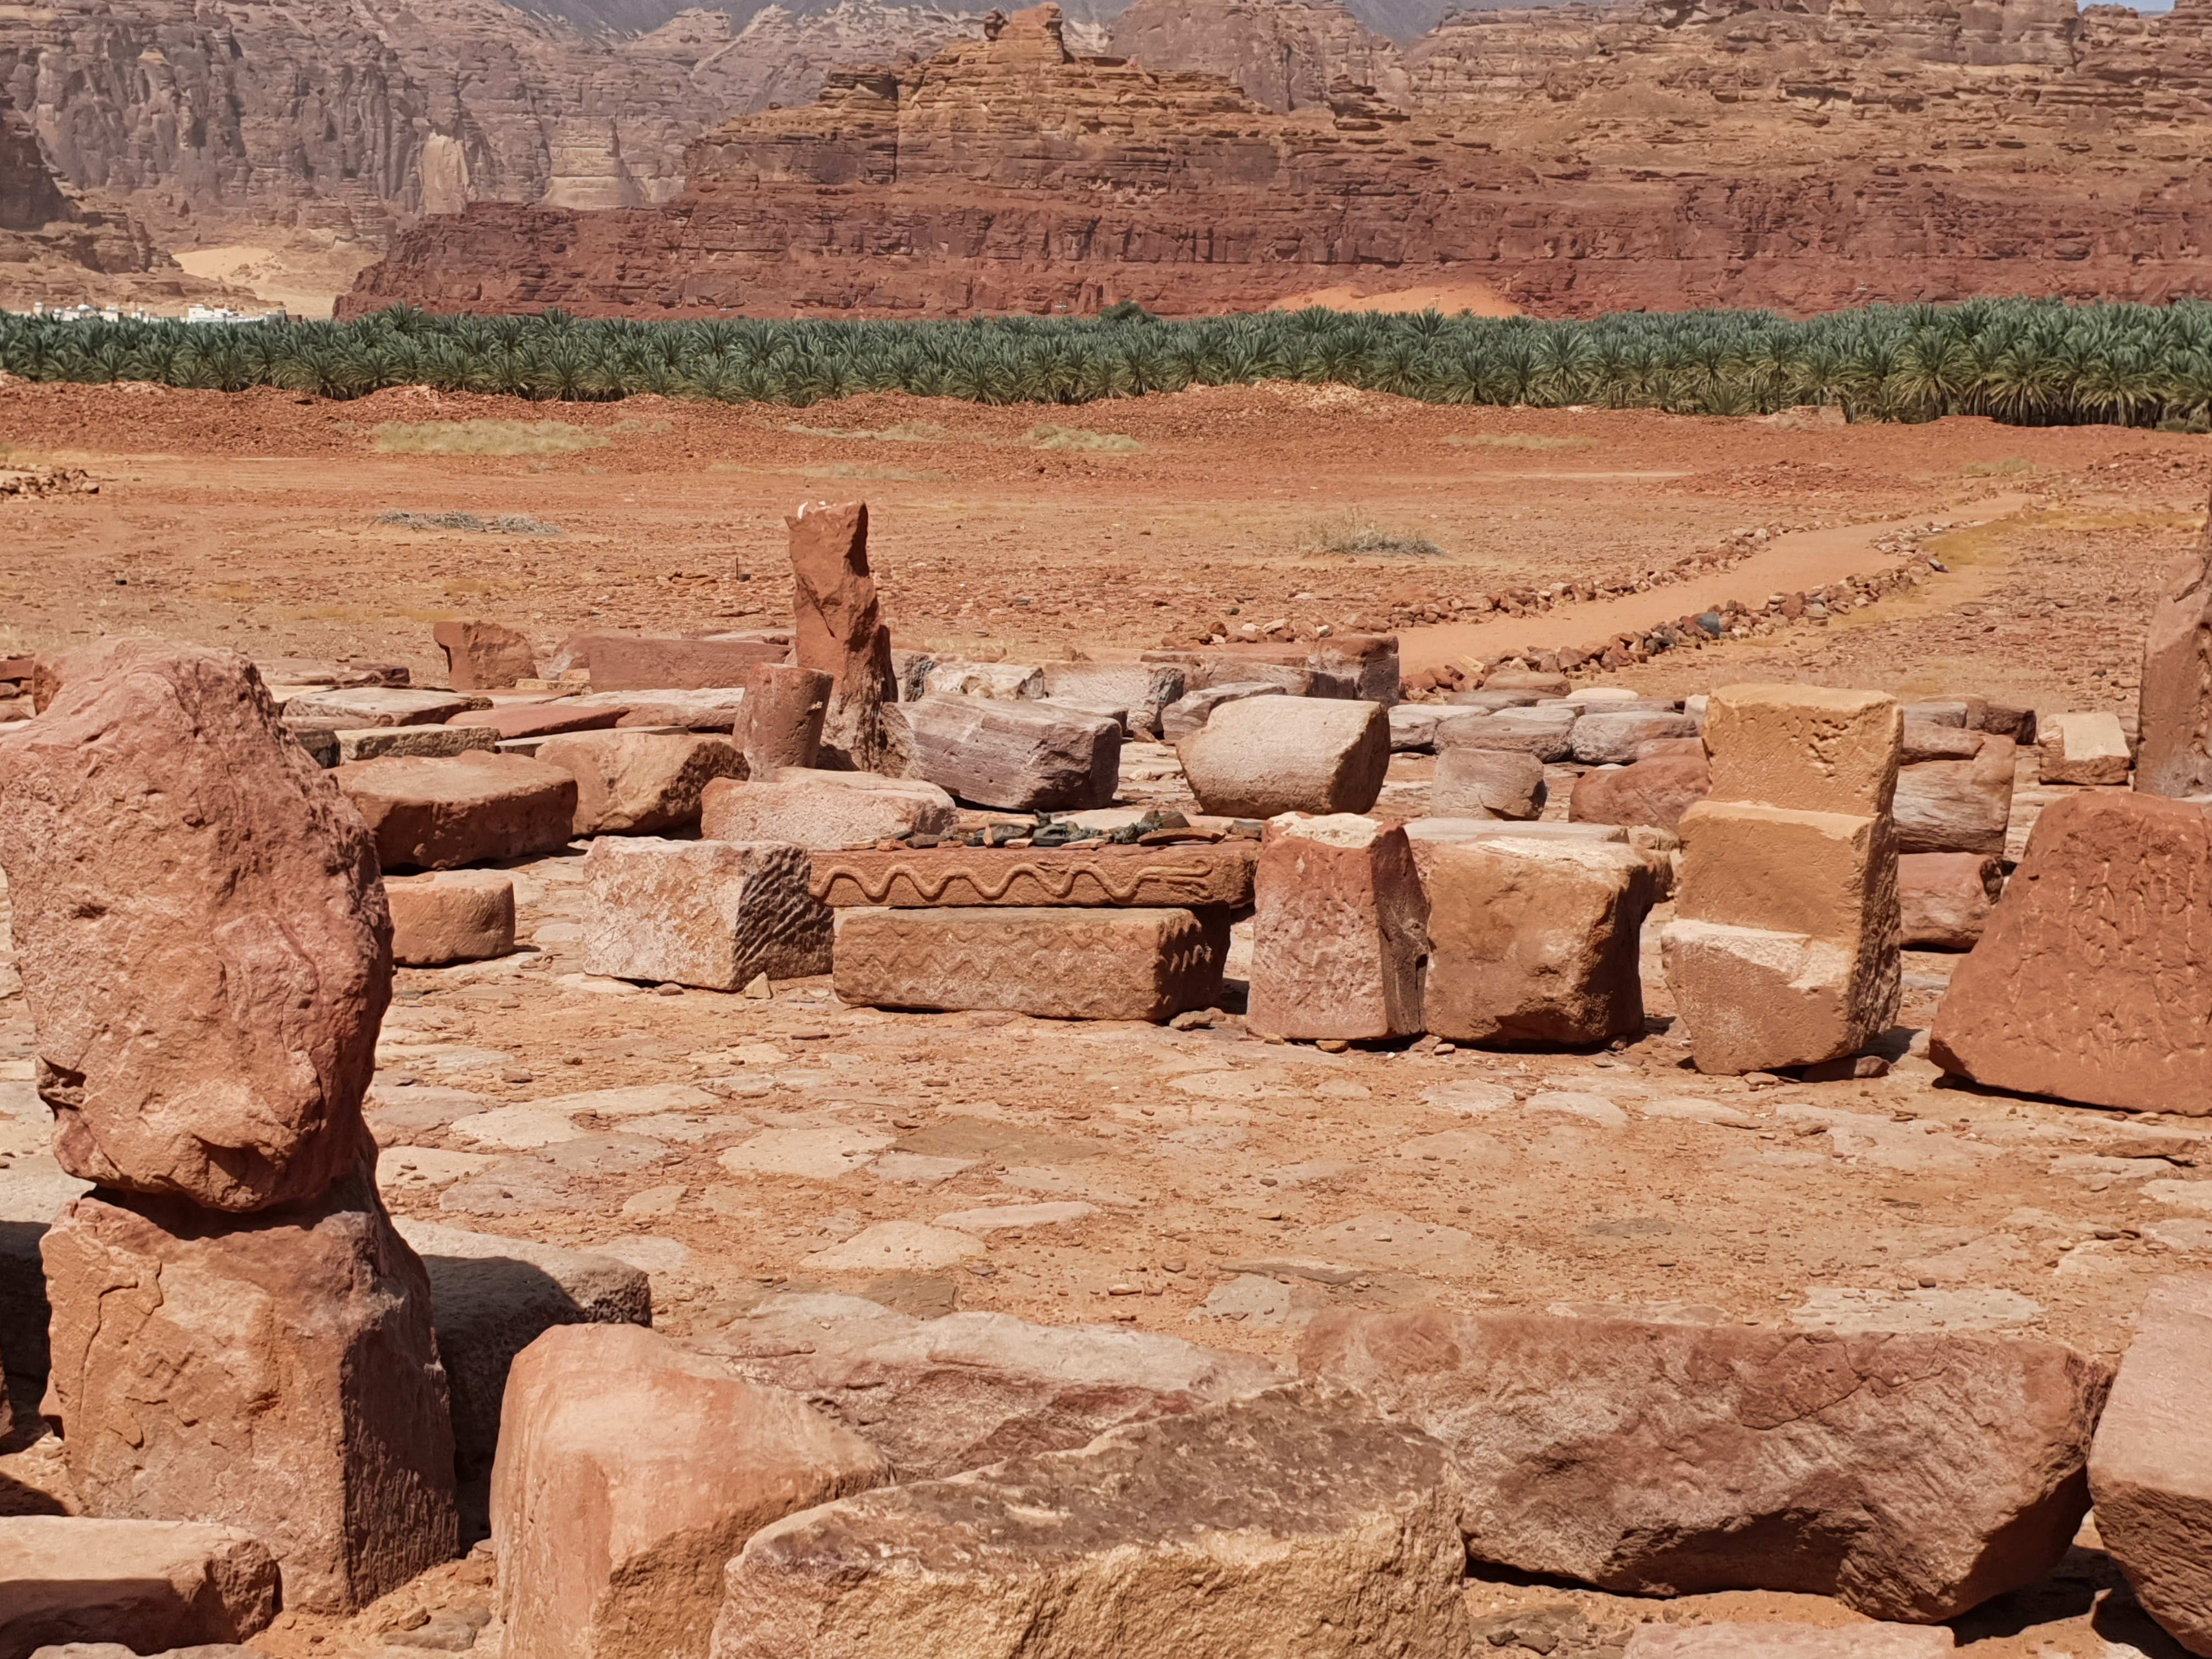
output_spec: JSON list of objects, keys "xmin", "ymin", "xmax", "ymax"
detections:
[
  {"xmin": 1180, "ymin": 697, "xmax": 1388, "ymax": 819},
  {"xmin": 702, "ymin": 770, "xmax": 958, "ymax": 851},
  {"xmin": 1676, "ymin": 800, "xmax": 1899, "ymax": 949},
  {"xmin": 570, "ymin": 634, "xmax": 791, "ymax": 692},
  {"xmin": 283, "ymin": 686, "xmax": 477, "ymax": 727},
  {"xmin": 1424, "ymin": 839, "xmax": 1659, "ymax": 1046},
  {"xmin": 1159, "ymin": 682, "xmax": 1286, "ymax": 742},
  {"xmin": 921, "ymin": 659, "xmax": 1046, "ymax": 699},
  {"xmin": 1249, "ymin": 815, "xmax": 1425, "ymax": 1041},
  {"xmin": 334, "ymin": 724, "xmax": 498, "ymax": 764},
  {"xmin": 566, "ymin": 687, "xmax": 752, "ymax": 732},
  {"xmin": 1431, "ymin": 744, "xmax": 1547, "ymax": 820},
  {"xmin": 2087, "ymin": 1274, "xmax": 2212, "ymax": 1655},
  {"xmin": 1659, "ymin": 917, "xmax": 1899, "ymax": 1075},
  {"xmin": 1042, "ymin": 662, "xmax": 1186, "ymax": 737},
  {"xmin": 433, "ymin": 620, "xmax": 536, "ymax": 692},
  {"xmin": 449, "ymin": 701, "xmax": 624, "ymax": 741},
  {"xmin": 1899, "ymin": 852, "xmax": 2004, "ymax": 950},
  {"xmin": 1627, "ymin": 1626, "xmax": 1954, "ymax": 1659},
  {"xmin": 2038, "ymin": 710, "xmax": 2131, "ymax": 785},
  {"xmin": 386, "ymin": 870, "xmax": 517, "ymax": 966},
  {"xmin": 832, "ymin": 906, "xmax": 1224, "ymax": 1021},
  {"xmin": 896, "ymin": 694, "xmax": 1120, "ymax": 811},
  {"xmin": 810, "ymin": 842, "xmax": 1257, "ymax": 909},
  {"xmin": 535, "ymin": 730, "xmax": 743, "ymax": 834},
  {"xmin": 0, "ymin": 1517, "xmax": 281, "ymax": 1657},
  {"xmin": 1895, "ymin": 735, "xmax": 2016, "ymax": 855},
  {"xmin": 1703, "ymin": 683, "xmax": 1901, "ymax": 815},
  {"xmin": 1570, "ymin": 709, "xmax": 1698, "ymax": 765},
  {"xmin": 332, "ymin": 753, "xmax": 578, "ymax": 871},
  {"xmin": 584, "ymin": 837, "xmax": 833, "ymax": 991}
]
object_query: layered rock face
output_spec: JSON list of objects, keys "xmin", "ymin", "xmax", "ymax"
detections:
[{"xmin": 343, "ymin": 0, "xmax": 2212, "ymax": 320}]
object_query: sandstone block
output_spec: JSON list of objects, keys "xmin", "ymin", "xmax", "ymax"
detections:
[
  {"xmin": 697, "ymin": 1302, "xmax": 1286, "ymax": 1481},
  {"xmin": 1931, "ymin": 791, "xmax": 2212, "ymax": 1114},
  {"xmin": 1625, "ymin": 1626, "xmax": 1954, "ymax": 1659},
  {"xmin": 386, "ymin": 871, "xmax": 517, "ymax": 966},
  {"xmin": 1158, "ymin": 681, "xmax": 1285, "ymax": 742},
  {"xmin": 737, "ymin": 662, "xmax": 829, "ymax": 774},
  {"xmin": 1571, "ymin": 709, "xmax": 1698, "ymax": 765},
  {"xmin": 1249, "ymin": 814, "xmax": 1425, "ymax": 1041},
  {"xmin": 448, "ymin": 702, "xmax": 623, "ymax": 741},
  {"xmin": 2135, "ymin": 525, "xmax": 2212, "ymax": 798},
  {"xmin": 493, "ymin": 1324, "xmax": 886, "ymax": 1659},
  {"xmin": 834, "ymin": 905, "xmax": 1222, "ymax": 1020},
  {"xmin": 1180, "ymin": 696, "xmax": 1387, "ymax": 819},
  {"xmin": 1898, "ymin": 853, "xmax": 2004, "ymax": 950},
  {"xmin": 1660, "ymin": 919, "xmax": 1899, "ymax": 1075},
  {"xmin": 1431, "ymin": 744, "xmax": 1547, "ymax": 820},
  {"xmin": 1571, "ymin": 753, "xmax": 1711, "ymax": 830},
  {"xmin": 1895, "ymin": 736, "xmax": 2016, "ymax": 855},
  {"xmin": 282, "ymin": 686, "xmax": 476, "ymax": 727},
  {"xmin": 1042, "ymin": 662, "xmax": 1185, "ymax": 737},
  {"xmin": 898, "ymin": 694, "xmax": 1120, "ymax": 811},
  {"xmin": 583, "ymin": 837, "xmax": 832, "ymax": 991},
  {"xmin": 535, "ymin": 730, "xmax": 743, "ymax": 835},
  {"xmin": 1676, "ymin": 800, "xmax": 1899, "ymax": 949},
  {"xmin": 1302, "ymin": 1307, "xmax": 2109, "ymax": 1623},
  {"xmin": 700, "ymin": 770, "xmax": 957, "ymax": 850},
  {"xmin": 1424, "ymin": 838, "xmax": 1659, "ymax": 1047},
  {"xmin": 1704, "ymin": 684, "xmax": 1902, "ymax": 815},
  {"xmin": 334, "ymin": 753, "xmax": 578, "ymax": 871},
  {"xmin": 788, "ymin": 503, "xmax": 901, "ymax": 772},
  {"xmin": 1483, "ymin": 669, "xmax": 1571, "ymax": 696},
  {"xmin": 1389, "ymin": 704, "xmax": 1440, "ymax": 752},
  {"xmin": 433, "ymin": 620, "xmax": 537, "ymax": 691},
  {"xmin": 2038, "ymin": 710, "xmax": 2131, "ymax": 785},
  {"xmin": 922, "ymin": 659, "xmax": 1046, "ymax": 699},
  {"xmin": 1901, "ymin": 720, "xmax": 1985, "ymax": 763},
  {"xmin": 0, "ymin": 1519, "xmax": 280, "ymax": 1658},
  {"xmin": 334, "ymin": 724, "xmax": 498, "ymax": 764},
  {"xmin": 811, "ymin": 842, "xmax": 1256, "ymax": 908},
  {"xmin": 1447, "ymin": 705, "xmax": 1578, "ymax": 763},
  {"xmin": 709, "ymin": 1380, "xmax": 1471, "ymax": 1659},
  {"xmin": 565, "ymin": 687, "xmax": 751, "ymax": 733},
  {"xmin": 0, "ymin": 641, "xmax": 390, "ymax": 1211},
  {"xmin": 2087, "ymin": 1274, "xmax": 2212, "ymax": 1655},
  {"xmin": 579, "ymin": 634, "xmax": 789, "ymax": 693},
  {"xmin": 41, "ymin": 1163, "xmax": 459, "ymax": 1612},
  {"xmin": 394, "ymin": 1218, "xmax": 651, "ymax": 1487}
]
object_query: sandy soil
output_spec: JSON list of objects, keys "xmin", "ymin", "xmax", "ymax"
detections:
[{"xmin": 2, "ymin": 378, "xmax": 2208, "ymax": 1659}]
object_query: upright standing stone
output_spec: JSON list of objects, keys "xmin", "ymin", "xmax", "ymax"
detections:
[
  {"xmin": 740, "ymin": 662, "xmax": 832, "ymax": 775},
  {"xmin": 0, "ymin": 641, "xmax": 390, "ymax": 1212},
  {"xmin": 2087, "ymin": 1274, "xmax": 2212, "ymax": 1656},
  {"xmin": 1248, "ymin": 814, "xmax": 1425, "ymax": 1041},
  {"xmin": 1662, "ymin": 685, "xmax": 1901, "ymax": 1075},
  {"xmin": 2136, "ymin": 498, "xmax": 2212, "ymax": 799},
  {"xmin": 2038, "ymin": 712, "xmax": 2131, "ymax": 786},
  {"xmin": 788, "ymin": 501, "xmax": 900, "ymax": 773},
  {"xmin": 40, "ymin": 1161, "xmax": 460, "ymax": 1613},
  {"xmin": 584, "ymin": 837, "xmax": 833, "ymax": 990},
  {"xmin": 432, "ymin": 620, "xmax": 537, "ymax": 691}
]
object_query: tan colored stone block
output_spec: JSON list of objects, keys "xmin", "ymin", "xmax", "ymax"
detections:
[
  {"xmin": 1626, "ymin": 1627, "xmax": 1954, "ymax": 1659},
  {"xmin": 1569, "ymin": 752, "xmax": 1711, "ymax": 830},
  {"xmin": 1658, "ymin": 918, "xmax": 1899, "ymax": 1075},
  {"xmin": 433, "ymin": 619, "xmax": 537, "ymax": 691},
  {"xmin": 1430, "ymin": 744, "xmax": 1545, "ymax": 820},
  {"xmin": 1248, "ymin": 814, "xmax": 1425, "ymax": 1040},
  {"xmin": 334, "ymin": 724, "xmax": 499, "ymax": 764},
  {"xmin": 810, "ymin": 842, "xmax": 1256, "ymax": 909},
  {"xmin": 832, "ymin": 906, "xmax": 1223, "ymax": 1022},
  {"xmin": 1898, "ymin": 852, "xmax": 2004, "ymax": 950},
  {"xmin": 1703, "ymin": 682, "xmax": 1901, "ymax": 815},
  {"xmin": 1179, "ymin": 696, "xmax": 1388, "ymax": 820},
  {"xmin": 897, "ymin": 694, "xmax": 1121, "ymax": 811},
  {"xmin": 584, "ymin": 838, "xmax": 832, "ymax": 991},
  {"xmin": 385, "ymin": 870, "xmax": 516, "ymax": 966},
  {"xmin": 700, "ymin": 770, "xmax": 957, "ymax": 851},
  {"xmin": 1424, "ymin": 838, "xmax": 1658, "ymax": 1046},
  {"xmin": 536, "ymin": 730, "xmax": 743, "ymax": 835},
  {"xmin": 1895, "ymin": 735, "xmax": 2016, "ymax": 855},
  {"xmin": 2037, "ymin": 710, "xmax": 2131, "ymax": 786},
  {"xmin": 1675, "ymin": 800, "xmax": 1898, "ymax": 947}
]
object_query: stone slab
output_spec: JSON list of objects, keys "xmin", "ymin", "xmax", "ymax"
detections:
[
  {"xmin": 0, "ymin": 1518, "xmax": 281, "ymax": 1657},
  {"xmin": 809, "ymin": 843, "xmax": 1256, "ymax": 909},
  {"xmin": 332, "ymin": 754, "xmax": 578, "ymax": 872}
]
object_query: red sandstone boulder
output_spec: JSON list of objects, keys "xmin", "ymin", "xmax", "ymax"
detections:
[
  {"xmin": 333, "ymin": 753, "xmax": 578, "ymax": 871},
  {"xmin": 1930, "ymin": 791, "xmax": 2212, "ymax": 1114},
  {"xmin": 2135, "ymin": 506, "xmax": 2212, "ymax": 799},
  {"xmin": 1571, "ymin": 752, "xmax": 1711, "ymax": 829},
  {"xmin": 0, "ymin": 641, "xmax": 390, "ymax": 1212},
  {"xmin": 1898, "ymin": 853, "xmax": 2003, "ymax": 950},
  {"xmin": 1302, "ymin": 1307, "xmax": 2111, "ymax": 1623},
  {"xmin": 432, "ymin": 620, "xmax": 537, "ymax": 691},
  {"xmin": 788, "ymin": 503, "xmax": 900, "ymax": 772},
  {"xmin": 0, "ymin": 1518, "xmax": 281, "ymax": 1657}
]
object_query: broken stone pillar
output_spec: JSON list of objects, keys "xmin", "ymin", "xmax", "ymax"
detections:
[
  {"xmin": 1661, "ymin": 685, "xmax": 1901, "ymax": 1075},
  {"xmin": 1248, "ymin": 814, "xmax": 1425, "ymax": 1041},
  {"xmin": 2136, "ymin": 497, "xmax": 2212, "ymax": 799},
  {"xmin": 739, "ymin": 662, "xmax": 832, "ymax": 775},
  {"xmin": 432, "ymin": 619, "xmax": 537, "ymax": 691},
  {"xmin": 584, "ymin": 836, "xmax": 833, "ymax": 991},
  {"xmin": 787, "ymin": 501, "xmax": 901, "ymax": 773}
]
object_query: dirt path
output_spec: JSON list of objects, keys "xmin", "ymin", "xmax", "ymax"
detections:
[{"xmin": 1396, "ymin": 492, "xmax": 2041, "ymax": 673}]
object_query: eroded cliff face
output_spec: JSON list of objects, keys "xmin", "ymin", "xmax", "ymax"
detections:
[{"xmin": 1107, "ymin": 0, "xmax": 1408, "ymax": 111}]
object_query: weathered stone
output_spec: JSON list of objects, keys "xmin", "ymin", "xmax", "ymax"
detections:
[
  {"xmin": 1180, "ymin": 696, "xmax": 1387, "ymax": 819},
  {"xmin": 701, "ymin": 770, "xmax": 958, "ymax": 850},
  {"xmin": 1661, "ymin": 919, "xmax": 1898, "ymax": 1077},
  {"xmin": 333, "ymin": 753, "xmax": 578, "ymax": 871},
  {"xmin": 1571, "ymin": 753, "xmax": 1711, "ymax": 830},
  {"xmin": 386, "ymin": 870, "xmax": 517, "ymax": 966},
  {"xmin": 1431, "ymin": 744, "xmax": 1547, "ymax": 820},
  {"xmin": 1302, "ymin": 1307, "xmax": 2110, "ymax": 1623},
  {"xmin": 709, "ymin": 1380, "xmax": 1471, "ymax": 1659},
  {"xmin": 575, "ymin": 634, "xmax": 790, "ymax": 694},
  {"xmin": 1675, "ymin": 800, "xmax": 1900, "ymax": 952},
  {"xmin": 788, "ymin": 501, "xmax": 901, "ymax": 772},
  {"xmin": 1571, "ymin": 709, "xmax": 1699, "ymax": 765},
  {"xmin": 1482, "ymin": 669, "xmax": 1571, "ymax": 696},
  {"xmin": 922, "ymin": 659, "xmax": 1046, "ymax": 699},
  {"xmin": 583, "ymin": 837, "xmax": 832, "ymax": 991},
  {"xmin": 1158, "ymin": 681, "xmax": 1285, "ymax": 742},
  {"xmin": 833, "ymin": 905, "xmax": 1222, "ymax": 1020},
  {"xmin": 0, "ymin": 1519, "xmax": 281, "ymax": 1657},
  {"xmin": 2136, "ymin": 508, "xmax": 2212, "ymax": 799},
  {"xmin": 1898, "ymin": 853, "xmax": 2004, "ymax": 950},
  {"xmin": 1249, "ymin": 814, "xmax": 1425, "ymax": 1041},
  {"xmin": 1624, "ymin": 1626, "xmax": 1955, "ymax": 1659},
  {"xmin": 334, "ymin": 724, "xmax": 498, "ymax": 764},
  {"xmin": 565, "ymin": 687, "xmax": 752, "ymax": 733},
  {"xmin": 738, "ymin": 662, "xmax": 830, "ymax": 774},
  {"xmin": 810, "ymin": 842, "xmax": 1256, "ymax": 909},
  {"xmin": 447, "ymin": 702, "xmax": 623, "ymax": 741},
  {"xmin": 393, "ymin": 1218, "xmax": 651, "ymax": 1487},
  {"xmin": 1931, "ymin": 791, "xmax": 2212, "ymax": 1115},
  {"xmin": 1895, "ymin": 735, "xmax": 2016, "ymax": 855},
  {"xmin": 282, "ymin": 686, "xmax": 476, "ymax": 727},
  {"xmin": 1703, "ymin": 684, "xmax": 1902, "ymax": 816},
  {"xmin": 1042, "ymin": 662, "xmax": 1186, "ymax": 738},
  {"xmin": 897, "ymin": 694, "xmax": 1120, "ymax": 811},
  {"xmin": 1424, "ymin": 838, "xmax": 1659, "ymax": 1047},
  {"xmin": 0, "ymin": 641, "xmax": 390, "ymax": 1211},
  {"xmin": 2087, "ymin": 1273, "xmax": 2212, "ymax": 1656},
  {"xmin": 433, "ymin": 620, "xmax": 537, "ymax": 691},
  {"xmin": 1444, "ymin": 704, "xmax": 1578, "ymax": 763},
  {"xmin": 494, "ymin": 1324, "xmax": 888, "ymax": 1659},
  {"xmin": 2038, "ymin": 711, "xmax": 2132, "ymax": 786},
  {"xmin": 698, "ymin": 1303, "xmax": 1288, "ymax": 1480},
  {"xmin": 1901, "ymin": 720, "xmax": 1985, "ymax": 763},
  {"xmin": 535, "ymin": 730, "xmax": 743, "ymax": 835},
  {"xmin": 41, "ymin": 1161, "xmax": 459, "ymax": 1612}
]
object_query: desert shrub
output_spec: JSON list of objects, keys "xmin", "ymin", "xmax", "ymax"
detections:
[
  {"xmin": 372, "ymin": 420, "xmax": 609, "ymax": 455},
  {"xmin": 1960, "ymin": 456, "xmax": 2032, "ymax": 476},
  {"xmin": 378, "ymin": 510, "xmax": 562, "ymax": 533},
  {"xmin": 1300, "ymin": 510, "xmax": 1447, "ymax": 558},
  {"xmin": 1445, "ymin": 433, "xmax": 1599, "ymax": 450},
  {"xmin": 1025, "ymin": 423, "xmax": 1141, "ymax": 451}
]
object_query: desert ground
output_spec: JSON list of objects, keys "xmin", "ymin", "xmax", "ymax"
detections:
[{"xmin": 2, "ymin": 377, "xmax": 2207, "ymax": 1658}]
